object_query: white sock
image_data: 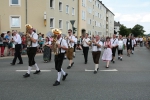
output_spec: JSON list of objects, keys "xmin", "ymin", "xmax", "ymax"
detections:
[
  {"xmin": 57, "ymin": 72, "xmax": 61, "ymax": 82},
  {"xmin": 95, "ymin": 64, "xmax": 98, "ymax": 71},
  {"xmin": 120, "ymin": 57, "xmax": 122, "ymax": 59},
  {"xmin": 27, "ymin": 66, "xmax": 32, "ymax": 74},
  {"xmin": 64, "ymin": 56, "xmax": 67, "ymax": 58},
  {"xmin": 34, "ymin": 63, "xmax": 40, "ymax": 71},
  {"xmin": 132, "ymin": 51, "xmax": 134, "ymax": 53},
  {"xmin": 61, "ymin": 68, "xmax": 66, "ymax": 75},
  {"xmin": 69, "ymin": 60, "xmax": 72, "ymax": 66},
  {"xmin": 73, "ymin": 52, "xmax": 75, "ymax": 56}
]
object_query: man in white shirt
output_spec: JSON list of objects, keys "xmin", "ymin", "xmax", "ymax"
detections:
[
  {"xmin": 140, "ymin": 37, "xmax": 143, "ymax": 47},
  {"xmin": 91, "ymin": 35, "xmax": 103, "ymax": 74},
  {"xmin": 23, "ymin": 24, "xmax": 41, "ymax": 78},
  {"xmin": 117, "ymin": 35, "xmax": 124, "ymax": 61},
  {"xmin": 52, "ymin": 29, "xmax": 68, "ymax": 86},
  {"xmin": 10, "ymin": 30, "xmax": 23, "ymax": 65},
  {"xmin": 111, "ymin": 34, "xmax": 118, "ymax": 63},
  {"xmin": 73, "ymin": 35, "xmax": 77, "ymax": 58},
  {"xmin": 82, "ymin": 33, "xmax": 91, "ymax": 64},
  {"xmin": 131, "ymin": 37, "xmax": 136, "ymax": 54},
  {"xmin": 66, "ymin": 29, "xmax": 75, "ymax": 69}
]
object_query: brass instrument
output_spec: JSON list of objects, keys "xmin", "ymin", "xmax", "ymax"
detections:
[
  {"xmin": 52, "ymin": 28, "xmax": 62, "ymax": 55},
  {"xmin": 25, "ymin": 24, "xmax": 33, "ymax": 47}
]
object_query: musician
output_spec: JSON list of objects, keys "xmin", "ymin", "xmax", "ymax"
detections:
[
  {"xmin": 73, "ymin": 35, "xmax": 77, "ymax": 58},
  {"xmin": 117, "ymin": 35, "xmax": 124, "ymax": 61},
  {"xmin": 110, "ymin": 34, "xmax": 118, "ymax": 63},
  {"xmin": 52, "ymin": 29, "xmax": 68, "ymax": 86},
  {"xmin": 82, "ymin": 33, "xmax": 90, "ymax": 64},
  {"xmin": 91, "ymin": 35, "xmax": 103, "ymax": 74},
  {"xmin": 131, "ymin": 36, "xmax": 136, "ymax": 54},
  {"xmin": 10, "ymin": 30, "xmax": 23, "ymax": 65},
  {"xmin": 66, "ymin": 29, "xmax": 75, "ymax": 69},
  {"xmin": 23, "ymin": 24, "xmax": 41, "ymax": 78},
  {"xmin": 126, "ymin": 35, "xmax": 132, "ymax": 57}
]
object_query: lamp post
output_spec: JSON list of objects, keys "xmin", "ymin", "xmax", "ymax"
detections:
[{"xmin": 44, "ymin": 12, "xmax": 46, "ymax": 26}]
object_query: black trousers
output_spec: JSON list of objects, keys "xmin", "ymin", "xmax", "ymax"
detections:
[
  {"xmin": 112, "ymin": 47, "xmax": 117, "ymax": 57},
  {"xmin": 55, "ymin": 53, "xmax": 65, "ymax": 72},
  {"xmin": 27, "ymin": 47, "xmax": 37, "ymax": 66},
  {"xmin": 74, "ymin": 44, "xmax": 76, "ymax": 52},
  {"xmin": 83, "ymin": 47, "xmax": 89, "ymax": 62},
  {"xmin": 12, "ymin": 44, "xmax": 23, "ymax": 64},
  {"xmin": 49, "ymin": 49, "xmax": 52, "ymax": 60}
]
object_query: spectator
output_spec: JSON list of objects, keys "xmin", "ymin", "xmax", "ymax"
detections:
[{"xmin": 0, "ymin": 33, "xmax": 6, "ymax": 57}]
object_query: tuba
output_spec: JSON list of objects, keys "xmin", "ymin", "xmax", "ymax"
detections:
[
  {"xmin": 52, "ymin": 28, "xmax": 62, "ymax": 55},
  {"xmin": 25, "ymin": 24, "xmax": 33, "ymax": 47}
]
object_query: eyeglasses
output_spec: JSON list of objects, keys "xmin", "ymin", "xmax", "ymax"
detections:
[{"xmin": 68, "ymin": 32, "xmax": 71, "ymax": 33}]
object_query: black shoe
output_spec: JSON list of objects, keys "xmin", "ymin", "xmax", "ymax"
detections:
[
  {"xmin": 10, "ymin": 63, "xmax": 15, "ymax": 65},
  {"xmin": 53, "ymin": 81, "xmax": 60, "ymax": 86},
  {"xmin": 64, "ymin": 57, "xmax": 66, "ymax": 59},
  {"xmin": 73, "ymin": 56, "xmax": 75, "ymax": 58},
  {"xmin": 106, "ymin": 66, "xmax": 109, "ymax": 68},
  {"xmin": 97, "ymin": 68, "xmax": 99, "ymax": 71},
  {"xmin": 23, "ymin": 73, "xmax": 30, "ymax": 78},
  {"xmin": 33, "ymin": 70, "xmax": 41, "ymax": 74},
  {"xmin": 120, "ymin": 58, "xmax": 122, "ymax": 61},
  {"xmin": 17, "ymin": 62, "xmax": 23, "ymax": 64},
  {"xmin": 71, "ymin": 62, "xmax": 74, "ymax": 67},
  {"xmin": 94, "ymin": 71, "xmax": 97, "ymax": 74},
  {"xmin": 118, "ymin": 57, "xmax": 120, "ymax": 60},
  {"xmin": 111, "ymin": 60, "xmax": 113, "ymax": 62},
  {"xmin": 62, "ymin": 73, "xmax": 68, "ymax": 81},
  {"xmin": 67, "ymin": 66, "xmax": 71, "ymax": 69},
  {"xmin": 112, "ymin": 61, "xmax": 115, "ymax": 63},
  {"xmin": 85, "ymin": 62, "xmax": 87, "ymax": 64}
]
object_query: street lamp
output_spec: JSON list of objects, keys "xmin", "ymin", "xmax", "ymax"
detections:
[{"xmin": 44, "ymin": 12, "xmax": 46, "ymax": 26}]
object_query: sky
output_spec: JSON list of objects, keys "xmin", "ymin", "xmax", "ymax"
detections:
[{"xmin": 102, "ymin": 0, "xmax": 150, "ymax": 34}]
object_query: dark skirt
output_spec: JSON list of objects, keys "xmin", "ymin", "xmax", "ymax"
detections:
[{"xmin": 43, "ymin": 46, "xmax": 51, "ymax": 61}]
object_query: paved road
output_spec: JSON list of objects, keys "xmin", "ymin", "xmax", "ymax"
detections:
[{"xmin": 0, "ymin": 46, "xmax": 150, "ymax": 100}]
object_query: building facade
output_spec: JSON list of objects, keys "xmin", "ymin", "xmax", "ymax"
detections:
[
  {"xmin": 114, "ymin": 21, "xmax": 121, "ymax": 36},
  {"xmin": 0, "ymin": 0, "xmax": 78, "ymax": 35},
  {"xmin": 78, "ymin": 0, "xmax": 114, "ymax": 37},
  {"xmin": 0, "ymin": 0, "xmax": 114, "ymax": 37}
]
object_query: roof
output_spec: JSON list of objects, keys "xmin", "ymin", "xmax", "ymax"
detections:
[{"xmin": 114, "ymin": 21, "xmax": 121, "ymax": 26}]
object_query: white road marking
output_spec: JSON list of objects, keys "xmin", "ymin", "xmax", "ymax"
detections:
[
  {"xmin": 16, "ymin": 70, "xmax": 51, "ymax": 72},
  {"xmin": 85, "ymin": 69, "xmax": 118, "ymax": 71}
]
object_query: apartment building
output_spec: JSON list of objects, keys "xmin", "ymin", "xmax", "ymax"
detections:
[
  {"xmin": 0, "ymin": 0, "xmax": 78, "ymax": 35},
  {"xmin": 78, "ymin": 0, "xmax": 114, "ymax": 37},
  {"xmin": 0, "ymin": 0, "xmax": 114, "ymax": 37}
]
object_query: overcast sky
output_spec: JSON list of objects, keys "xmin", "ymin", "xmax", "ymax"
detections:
[{"xmin": 102, "ymin": 0, "xmax": 150, "ymax": 34}]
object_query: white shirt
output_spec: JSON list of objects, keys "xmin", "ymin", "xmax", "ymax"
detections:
[
  {"xmin": 30, "ymin": 32, "xmax": 38, "ymax": 47},
  {"xmin": 82, "ymin": 38, "xmax": 90, "ymax": 47},
  {"xmin": 67, "ymin": 35, "xmax": 75, "ymax": 48},
  {"xmin": 45, "ymin": 41, "xmax": 51, "ymax": 45},
  {"xmin": 132, "ymin": 39, "xmax": 136, "ymax": 47},
  {"xmin": 13, "ymin": 33, "xmax": 22, "ymax": 44},
  {"xmin": 111, "ymin": 38, "xmax": 118, "ymax": 47},
  {"xmin": 74, "ymin": 37, "xmax": 77, "ymax": 44},
  {"xmin": 135, "ymin": 38, "xmax": 139, "ymax": 41},
  {"xmin": 123, "ymin": 38, "xmax": 127, "ymax": 45},
  {"xmin": 57, "ymin": 37, "xmax": 68, "ymax": 53},
  {"xmin": 118, "ymin": 39, "xmax": 124, "ymax": 50},
  {"xmin": 92, "ymin": 40, "xmax": 103, "ymax": 51},
  {"xmin": 140, "ymin": 38, "xmax": 143, "ymax": 41}
]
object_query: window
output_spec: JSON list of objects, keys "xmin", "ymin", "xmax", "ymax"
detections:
[
  {"xmin": 9, "ymin": 0, "xmax": 20, "ymax": 5},
  {"xmin": 50, "ymin": 0, "xmax": 54, "ymax": 8},
  {"xmin": 66, "ymin": 21, "xmax": 69, "ymax": 30},
  {"xmin": 66, "ymin": 5, "xmax": 69, "ymax": 14},
  {"xmin": 82, "ymin": 11, "xmax": 86, "ymax": 20},
  {"xmin": 59, "ymin": 20, "xmax": 63, "ymax": 29},
  {"xmin": 59, "ymin": 2, "xmax": 62, "ymax": 11},
  {"xmin": 72, "ymin": 8, "xmax": 75, "ymax": 15},
  {"xmin": 10, "ymin": 16, "xmax": 21, "ymax": 28},
  {"xmin": 50, "ymin": 18, "xmax": 54, "ymax": 28},
  {"xmin": 82, "ymin": 0, "xmax": 86, "ymax": 7}
]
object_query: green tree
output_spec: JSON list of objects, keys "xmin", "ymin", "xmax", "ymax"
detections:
[
  {"xmin": 119, "ymin": 25, "xmax": 129, "ymax": 36},
  {"xmin": 131, "ymin": 24, "xmax": 145, "ymax": 37}
]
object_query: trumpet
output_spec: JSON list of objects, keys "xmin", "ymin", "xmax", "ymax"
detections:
[
  {"xmin": 51, "ymin": 28, "xmax": 62, "ymax": 55},
  {"xmin": 25, "ymin": 24, "xmax": 32, "ymax": 47}
]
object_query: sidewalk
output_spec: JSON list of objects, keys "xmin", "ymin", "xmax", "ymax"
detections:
[{"xmin": 0, "ymin": 47, "xmax": 42, "ymax": 59}]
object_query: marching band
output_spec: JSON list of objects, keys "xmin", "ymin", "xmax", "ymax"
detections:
[{"xmin": 13, "ymin": 24, "xmax": 140, "ymax": 86}]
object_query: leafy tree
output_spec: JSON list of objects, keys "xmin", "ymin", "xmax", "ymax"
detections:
[
  {"xmin": 131, "ymin": 24, "xmax": 145, "ymax": 37},
  {"xmin": 119, "ymin": 25, "xmax": 130, "ymax": 36}
]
